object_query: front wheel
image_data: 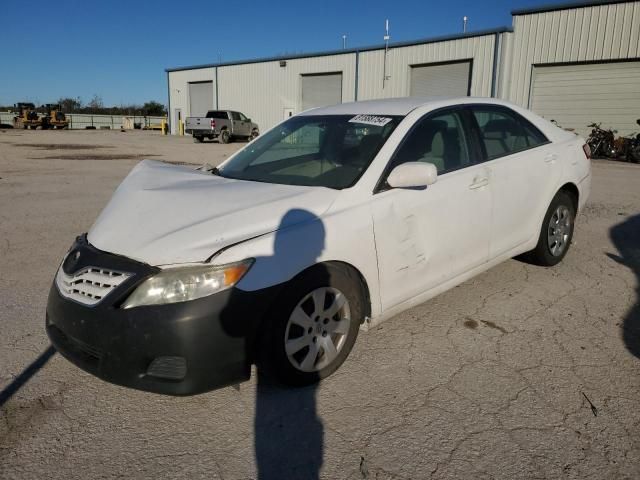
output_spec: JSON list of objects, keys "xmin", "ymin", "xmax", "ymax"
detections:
[
  {"xmin": 524, "ymin": 190, "xmax": 576, "ymax": 266},
  {"xmin": 261, "ymin": 264, "xmax": 363, "ymax": 386}
]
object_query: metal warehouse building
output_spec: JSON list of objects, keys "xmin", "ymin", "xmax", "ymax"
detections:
[{"xmin": 166, "ymin": 0, "xmax": 640, "ymax": 138}]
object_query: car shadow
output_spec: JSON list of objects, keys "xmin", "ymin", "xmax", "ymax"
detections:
[
  {"xmin": 608, "ymin": 213, "xmax": 640, "ymax": 359},
  {"xmin": 221, "ymin": 209, "xmax": 327, "ymax": 479},
  {"xmin": 0, "ymin": 345, "xmax": 56, "ymax": 408}
]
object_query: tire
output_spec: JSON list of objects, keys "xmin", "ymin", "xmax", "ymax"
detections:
[
  {"xmin": 193, "ymin": 135, "xmax": 203, "ymax": 143},
  {"xmin": 219, "ymin": 129, "xmax": 231, "ymax": 144},
  {"xmin": 524, "ymin": 190, "xmax": 576, "ymax": 266},
  {"xmin": 250, "ymin": 129, "xmax": 259, "ymax": 140},
  {"xmin": 260, "ymin": 264, "xmax": 363, "ymax": 387}
]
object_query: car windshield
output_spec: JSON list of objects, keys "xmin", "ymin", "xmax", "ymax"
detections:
[{"xmin": 217, "ymin": 114, "xmax": 402, "ymax": 189}]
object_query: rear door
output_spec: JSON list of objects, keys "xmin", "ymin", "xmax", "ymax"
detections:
[
  {"xmin": 468, "ymin": 105, "xmax": 560, "ymax": 259},
  {"xmin": 371, "ymin": 107, "xmax": 492, "ymax": 311}
]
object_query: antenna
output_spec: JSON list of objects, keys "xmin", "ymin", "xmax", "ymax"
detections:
[
  {"xmin": 342, "ymin": 34, "xmax": 347, "ymax": 49},
  {"xmin": 383, "ymin": 19, "xmax": 391, "ymax": 88},
  {"xmin": 463, "ymin": 16, "xmax": 468, "ymax": 33}
]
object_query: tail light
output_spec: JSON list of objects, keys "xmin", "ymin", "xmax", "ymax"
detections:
[
  {"xmin": 582, "ymin": 144, "xmax": 591, "ymax": 159},
  {"xmin": 210, "ymin": 119, "xmax": 216, "ymax": 129}
]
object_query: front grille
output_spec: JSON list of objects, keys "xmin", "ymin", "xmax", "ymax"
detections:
[{"xmin": 56, "ymin": 265, "xmax": 132, "ymax": 306}]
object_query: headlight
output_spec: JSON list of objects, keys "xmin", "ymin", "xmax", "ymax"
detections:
[{"xmin": 121, "ymin": 259, "xmax": 253, "ymax": 309}]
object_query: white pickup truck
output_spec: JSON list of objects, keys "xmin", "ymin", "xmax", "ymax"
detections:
[{"xmin": 185, "ymin": 110, "xmax": 259, "ymax": 144}]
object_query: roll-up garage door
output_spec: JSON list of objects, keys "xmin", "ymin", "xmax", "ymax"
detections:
[
  {"xmin": 188, "ymin": 81, "xmax": 213, "ymax": 116},
  {"xmin": 530, "ymin": 61, "xmax": 640, "ymax": 138},
  {"xmin": 301, "ymin": 73, "xmax": 343, "ymax": 111},
  {"xmin": 410, "ymin": 61, "xmax": 471, "ymax": 97}
]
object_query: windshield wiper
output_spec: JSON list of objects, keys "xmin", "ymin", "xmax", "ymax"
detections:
[{"xmin": 196, "ymin": 163, "xmax": 222, "ymax": 176}]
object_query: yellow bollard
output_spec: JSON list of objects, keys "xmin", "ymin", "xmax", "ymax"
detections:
[
  {"xmin": 179, "ymin": 120, "xmax": 185, "ymax": 136},
  {"xmin": 161, "ymin": 119, "xmax": 167, "ymax": 135}
]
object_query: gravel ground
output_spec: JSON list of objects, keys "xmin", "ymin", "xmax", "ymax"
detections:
[{"xmin": 1, "ymin": 129, "xmax": 639, "ymax": 479}]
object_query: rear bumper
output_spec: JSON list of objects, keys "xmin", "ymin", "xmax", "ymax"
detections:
[
  {"xmin": 186, "ymin": 130, "xmax": 218, "ymax": 137},
  {"xmin": 46, "ymin": 236, "xmax": 279, "ymax": 396}
]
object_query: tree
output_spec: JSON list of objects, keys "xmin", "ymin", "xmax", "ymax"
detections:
[
  {"xmin": 142, "ymin": 101, "xmax": 166, "ymax": 116},
  {"xmin": 86, "ymin": 94, "xmax": 104, "ymax": 112},
  {"xmin": 57, "ymin": 97, "xmax": 82, "ymax": 113}
]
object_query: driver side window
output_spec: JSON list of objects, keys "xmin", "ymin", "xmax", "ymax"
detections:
[{"xmin": 392, "ymin": 110, "xmax": 470, "ymax": 174}]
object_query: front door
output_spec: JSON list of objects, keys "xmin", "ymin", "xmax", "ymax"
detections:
[
  {"xmin": 371, "ymin": 108, "xmax": 491, "ymax": 311},
  {"xmin": 231, "ymin": 111, "xmax": 251, "ymax": 136}
]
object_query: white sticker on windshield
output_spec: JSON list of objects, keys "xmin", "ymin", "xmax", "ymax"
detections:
[{"xmin": 348, "ymin": 114, "xmax": 392, "ymax": 127}]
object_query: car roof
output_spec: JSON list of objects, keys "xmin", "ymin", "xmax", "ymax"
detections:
[{"xmin": 299, "ymin": 97, "xmax": 519, "ymax": 116}]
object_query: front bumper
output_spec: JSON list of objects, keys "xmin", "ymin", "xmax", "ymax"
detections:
[{"xmin": 46, "ymin": 236, "xmax": 278, "ymax": 396}]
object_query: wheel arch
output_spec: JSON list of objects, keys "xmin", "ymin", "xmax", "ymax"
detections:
[
  {"xmin": 249, "ymin": 259, "xmax": 372, "ymax": 365},
  {"xmin": 558, "ymin": 182, "xmax": 579, "ymax": 211},
  {"xmin": 276, "ymin": 260, "xmax": 372, "ymax": 322}
]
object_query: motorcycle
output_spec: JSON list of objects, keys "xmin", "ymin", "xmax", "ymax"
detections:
[
  {"xmin": 586, "ymin": 123, "xmax": 618, "ymax": 159},
  {"xmin": 626, "ymin": 119, "xmax": 640, "ymax": 164}
]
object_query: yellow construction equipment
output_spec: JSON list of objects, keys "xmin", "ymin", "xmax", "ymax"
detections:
[
  {"xmin": 42, "ymin": 104, "xmax": 69, "ymax": 129},
  {"xmin": 13, "ymin": 103, "xmax": 42, "ymax": 129}
]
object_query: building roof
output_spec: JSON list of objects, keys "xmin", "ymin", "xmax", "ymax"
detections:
[
  {"xmin": 511, "ymin": 0, "xmax": 635, "ymax": 16},
  {"xmin": 165, "ymin": 27, "xmax": 512, "ymax": 73}
]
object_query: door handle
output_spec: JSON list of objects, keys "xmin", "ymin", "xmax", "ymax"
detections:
[
  {"xmin": 469, "ymin": 177, "xmax": 489, "ymax": 190},
  {"xmin": 544, "ymin": 153, "xmax": 557, "ymax": 164}
]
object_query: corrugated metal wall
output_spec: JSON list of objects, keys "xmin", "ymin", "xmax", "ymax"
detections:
[
  {"xmin": 168, "ymin": 67, "xmax": 216, "ymax": 134},
  {"xmin": 357, "ymin": 35, "xmax": 496, "ymax": 100},
  {"xmin": 167, "ymin": 34, "xmax": 497, "ymax": 133},
  {"xmin": 502, "ymin": 1, "xmax": 640, "ymax": 107},
  {"xmin": 167, "ymin": 1, "xmax": 640, "ymax": 134},
  {"xmin": 217, "ymin": 53, "xmax": 356, "ymax": 132}
]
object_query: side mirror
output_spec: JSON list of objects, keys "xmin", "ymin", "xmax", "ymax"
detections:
[{"xmin": 387, "ymin": 162, "xmax": 438, "ymax": 189}]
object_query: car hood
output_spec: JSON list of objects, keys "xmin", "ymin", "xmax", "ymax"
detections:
[{"xmin": 87, "ymin": 160, "xmax": 339, "ymax": 266}]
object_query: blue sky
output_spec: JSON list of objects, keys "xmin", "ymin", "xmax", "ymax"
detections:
[{"xmin": 1, "ymin": 0, "xmax": 552, "ymax": 107}]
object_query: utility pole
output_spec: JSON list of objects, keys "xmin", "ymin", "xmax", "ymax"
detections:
[{"xmin": 383, "ymin": 19, "xmax": 390, "ymax": 88}]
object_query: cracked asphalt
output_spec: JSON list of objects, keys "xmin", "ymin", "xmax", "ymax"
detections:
[{"xmin": 1, "ymin": 129, "xmax": 639, "ymax": 479}]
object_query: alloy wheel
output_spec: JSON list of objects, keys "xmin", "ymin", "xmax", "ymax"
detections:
[
  {"xmin": 284, "ymin": 287, "xmax": 351, "ymax": 372},
  {"xmin": 547, "ymin": 205, "xmax": 572, "ymax": 256}
]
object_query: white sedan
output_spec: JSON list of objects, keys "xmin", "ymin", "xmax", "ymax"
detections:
[{"xmin": 46, "ymin": 97, "xmax": 591, "ymax": 395}]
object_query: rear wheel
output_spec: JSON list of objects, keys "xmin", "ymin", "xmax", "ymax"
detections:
[
  {"xmin": 219, "ymin": 129, "xmax": 231, "ymax": 144},
  {"xmin": 525, "ymin": 190, "xmax": 576, "ymax": 266},
  {"xmin": 193, "ymin": 135, "xmax": 203, "ymax": 143},
  {"xmin": 261, "ymin": 264, "xmax": 363, "ymax": 386}
]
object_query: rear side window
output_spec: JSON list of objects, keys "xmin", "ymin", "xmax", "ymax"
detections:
[
  {"xmin": 231, "ymin": 112, "xmax": 242, "ymax": 121},
  {"xmin": 471, "ymin": 106, "xmax": 548, "ymax": 160},
  {"xmin": 206, "ymin": 111, "xmax": 229, "ymax": 119}
]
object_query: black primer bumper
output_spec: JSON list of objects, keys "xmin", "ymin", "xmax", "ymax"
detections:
[{"xmin": 46, "ymin": 235, "xmax": 279, "ymax": 396}]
